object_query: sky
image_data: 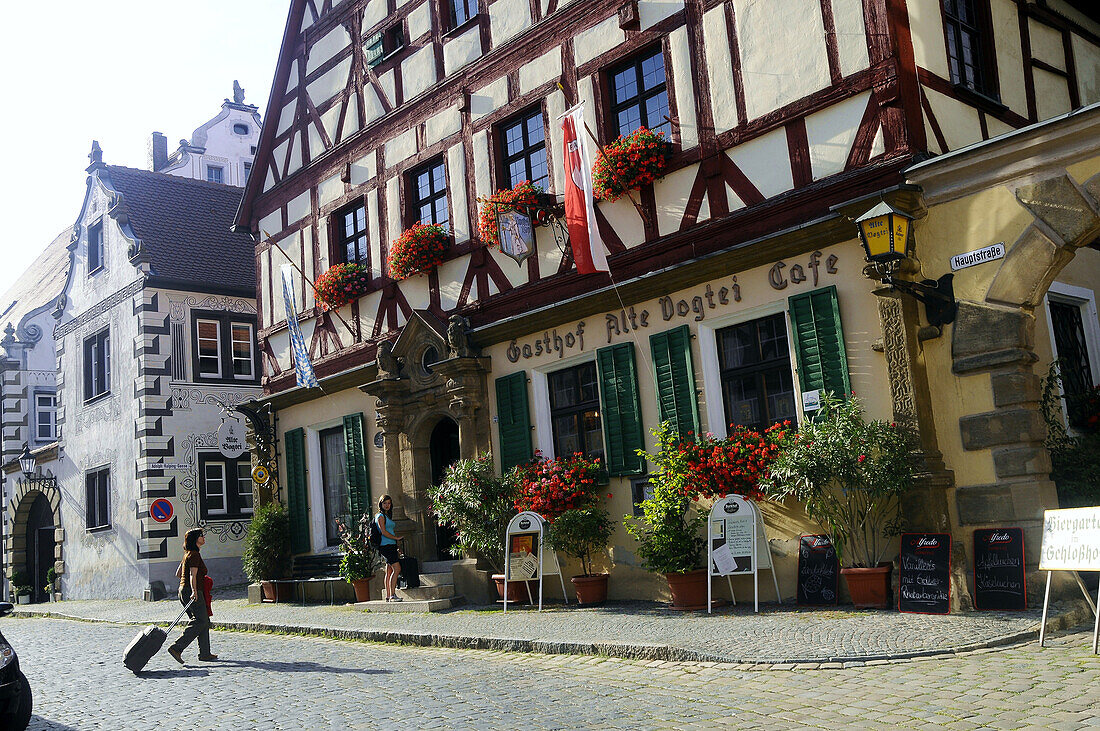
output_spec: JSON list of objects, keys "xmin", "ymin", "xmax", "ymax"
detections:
[{"xmin": 0, "ymin": 1, "xmax": 290, "ymax": 297}]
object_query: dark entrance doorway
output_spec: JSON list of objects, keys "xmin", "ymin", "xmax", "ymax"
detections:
[
  {"xmin": 26, "ymin": 493, "xmax": 54, "ymax": 604},
  {"xmin": 429, "ymin": 418, "xmax": 460, "ymax": 561}
]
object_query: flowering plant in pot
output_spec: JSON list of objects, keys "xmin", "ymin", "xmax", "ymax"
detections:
[
  {"xmin": 546, "ymin": 507, "xmax": 615, "ymax": 605},
  {"xmin": 513, "ymin": 452, "xmax": 605, "ymax": 521},
  {"xmin": 388, "ymin": 223, "xmax": 450, "ymax": 280},
  {"xmin": 314, "ymin": 262, "xmax": 371, "ymax": 311},
  {"xmin": 334, "ymin": 512, "xmax": 382, "ymax": 602},
  {"xmin": 760, "ymin": 393, "xmax": 916, "ymax": 609},
  {"xmin": 241, "ymin": 502, "xmax": 293, "ymax": 602},
  {"xmin": 477, "ymin": 181, "xmax": 542, "ymax": 248},
  {"xmin": 592, "ymin": 127, "xmax": 670, "ymax": 202},
  {"xmin": 669, "ymin": 422, "xmax": 792, "ymax": 501}
]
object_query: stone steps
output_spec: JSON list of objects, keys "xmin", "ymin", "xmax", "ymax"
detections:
[
  {"xmin": 354, "ymin": 596, "xmax": 461, "ymax": 612},
  {"xmin": 397, "ymin": 581, "xmax": 454, "ymax": 601}
]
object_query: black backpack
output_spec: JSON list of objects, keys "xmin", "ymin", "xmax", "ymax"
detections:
[{"xmin": 369, "ymin": 515, "xmax": 383, "ymax": 548}]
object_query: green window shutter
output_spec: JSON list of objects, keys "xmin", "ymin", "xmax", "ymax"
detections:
[
  {"xmin": 343, "ymin": 413, "xmax": 370, "ymax": 520},
  {"xmin": 496, "ymin": 372, "xmax": 533, "ymax": 471},
  {"xmin": 788, "ymin": 285, "xmax": 851, "ymax": 399},
  {"xmin": 284, "ymin": 428, "xmax": 310, "ymax": 555},
  {"xmin": 597, "ymin": 342, "xmax": 646, "ymax": 476},
  {"xmin": 650, "ymin": 325, "xmax": 700, "ymax": 441}
]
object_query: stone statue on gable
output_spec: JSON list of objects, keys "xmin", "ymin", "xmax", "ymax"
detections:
[{"xmin": 447, "ymin": 314, "xmax": 473, "ymax": 358}]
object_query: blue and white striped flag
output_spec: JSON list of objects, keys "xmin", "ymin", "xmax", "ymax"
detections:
[{"xmin": 281, "ymin": 265, "xmax": 319, "ymax": 389}]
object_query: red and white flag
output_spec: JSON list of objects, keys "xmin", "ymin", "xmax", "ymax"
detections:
[{"xmin": 561, "ymin": 105, "xmax": 608, "ymax": 274}]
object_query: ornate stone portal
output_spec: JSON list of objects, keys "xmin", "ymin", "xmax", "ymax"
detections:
[{"xmin": 360, "ymin": 311, "xmax": 492, "ymax": 560}]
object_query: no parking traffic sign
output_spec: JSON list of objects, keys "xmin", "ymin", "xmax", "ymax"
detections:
[{"xmin": 150, "ymin": 499, "xmax": 174, "ymax": 523}]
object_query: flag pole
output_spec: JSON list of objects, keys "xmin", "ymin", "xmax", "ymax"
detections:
[{"xmin": 262, "ymin": 230, "xmax": 358, "ymax": 340}]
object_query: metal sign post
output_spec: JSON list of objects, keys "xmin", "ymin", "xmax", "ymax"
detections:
[
  {"xmin": 1037, "ymin": 506, "xmax": 1100, "ymax": 654},
  {"xmin": 707, "ymin": 495, "xmax": 782, "ymax": 613},
  {"xmin": 503, "ymin": 511, "xmax": 569, "ymax": 612}
]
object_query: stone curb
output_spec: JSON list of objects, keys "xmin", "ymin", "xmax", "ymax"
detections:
[{"xmin": 12, "ymin": 599, "xmax": 1093, "ymax": 670}]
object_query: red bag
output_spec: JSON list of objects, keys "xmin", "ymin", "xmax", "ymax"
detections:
[{"xmin": 203, "ymin": 575, "xmax": 214, "ymax": 617}]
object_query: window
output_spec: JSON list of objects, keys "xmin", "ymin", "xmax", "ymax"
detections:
[
  {"xmin": 1048, "ymin": 292, "xmax": 1099, "ymax": 429},
  {"xmin": 191, "ymin": 312, "xmax": 257, "ymax": 382},
  {"xmin": 548, "ymin": 361, "xmax": 604, "ymax": 459},
  {"xmin": 198, "ymin": 453, "xmax": 254, "ymax": 520},
  {"xmin": 83, "ymin": 328, "xmax": 110, "ymax": 402},
  {"xmin": 334, "ymin": 201, "xmax": 369, "ymax": 267},
  {"xmin": 408, "ymin": 158, "xmax": 449, "ymax": 227},
  {"xmin": 364, "ymin": 24, "xmax": 404, "ymax": 68},
  {"xmin": 942, "ymin": 0, "xmax": 996, "ymax": 97},
  {"xmin": 609, "ymin": 48, "xmax": 671, "ymax": 138},
  {"xmin": 243, "ymin": 161, "xmax": 252, "ymax": 181},
  {"xmin": 233, "ymin": 123, "xmax": 250, "ymax": 135},
  {"xmin": 88, "ymin": 221, "xmax": 104, "ymax": 275},
  {"xmin": 499, "ymin": 108, "xmax": 549, "ymax": 190},
  {"xmin": 446, "ymin": 0, "xmax": 477, "ymax": 29},
  {"xmin": 319, "ymin": 426, "xmax": 350, "ymax": 546},
  {"xmin": 717, "ymin": 313, "xmax": 797, "ymax": 432},
  {"xmin": 207, "ymin": 165, "xmax": 224, "ymax": 184},
  {"xmin": 34, "ymin": 392, "xmax": 56, "ymax": 442},
  {"xmin": 85, "ymin": 467, "xmax": 110, "ymax": 531}
]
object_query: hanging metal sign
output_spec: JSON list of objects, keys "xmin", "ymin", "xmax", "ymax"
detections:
[
  {"xmin": 707, "ymin": 494, "xmax": 782, "ymax": 613},
  {"xmin": 502, "ymin": 511, "xmax": 569, "ymax": 611},
  {"xmin": 497, "ymin": 208, "xmax": 535, "ymax": 265},
  {"xmin": 251, "ymin": 465, "xmax": 271, "ymax": 485},
  {"xmin": 217, "ymin": 419, "xmax": 247, "ymax": 459}
]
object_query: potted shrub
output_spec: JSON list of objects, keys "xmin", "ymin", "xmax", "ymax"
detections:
[
  {"xmin": 242, "ymin": 502, "xmax": 293, "ymax": 602},
  {"xmin": 761, "ymin": 393, "xmax": 916, "ymax": 609},
  {"xmin": 335, "ymin": 512, "xmax": 382, "ymax": 602},
  {"xmin": 546, "ymin": 507, "xmax": 614, "ymax": 605},
  {"xmin": 10, "ymin": 572, "xmax": 31, "ymax": 605},
  {"xmin": 388, "ymin": 223, "xmax": 450, "ymax": 280},
  {"xmin": 314, "ymin": 262, "xmax": 372, "ymax": 311},
  {"xmin": 592, "ymin": 127, "xmax": 671, "ymax": 202},
  {"xmin": 477, "ymin": 181, "xmax": 543, "ymax": 248},
  {"xmin": 45, "ymin": 567, "xmax": 57, "ymax": 602},
  {"xmin": 428, "ymin": 453, "xmax": 521, "ymax": 601}
]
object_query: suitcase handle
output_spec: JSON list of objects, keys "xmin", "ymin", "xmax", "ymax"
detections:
[{"xmin": 167, "ymin": 597, "xmax": 196, "ymax": 634}]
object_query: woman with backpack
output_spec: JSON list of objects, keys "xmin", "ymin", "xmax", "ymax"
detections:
[{"xmin": 375, "ymin": 495, "xmax": 402, "ymax": 602}]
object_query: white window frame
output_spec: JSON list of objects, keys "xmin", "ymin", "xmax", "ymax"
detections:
[
  {"xmin": 34, "ymin": 391, "xmax": 56, "ymax": 442},
  {"xmin": 697, "ymin": 301, "xmax": 802, "ymax": 440},
  {"xmin": 231, "ymin": 322, "xmax": 255, "ymax": 380},
  {"xmin": 529, "ymin": 352, "xmax": 598, "ymax": 461},
  {"xmin": 206, "ymin": 165, "xmax": 224, "ymax": 184},
  {"xmin": 1043, "ymin": 281, "xmax": 1100, "ymax": 431},
  {"xmin": 203, "ymin": 460, "xmax": 228, "ymax": 516},
  {"xmin": 196, "ymin": 319, "xmax": 222, "ymax": 379},
  {"xmin": 236, "ymin": 461, "xmax": 255, "ymax": 515}
]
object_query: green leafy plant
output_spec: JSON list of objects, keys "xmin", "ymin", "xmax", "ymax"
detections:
[
  {"xmin": 624, "ymin": 423, "xmax": 707, "ymax": 574},
  {"xmin": 546, "ymin": 507, "xmax": 614, "ymax": 577},
  {"xmin": 241, "ymin": 502, "xmax": 293, "ymax": 582},
  {"xmin": 45, "ymin": 567, "xmax": 57, "ymax": 588},
  {"xmin": 760, "ymin": 393, "xmax": 916, "ymax": 568},
  {"xmin": 10, "ymin": 571, "xmax": 31, "ymax": 597},
  {"xmin": 335, "ymin": 512, "xmax": 382, "ymax": 582},
  {"xmin": 428, "ymin": 453, "xmax": 520, "ymax": 575},
  {"xmin": 1040, "ymin": 362, "xmax": 1100, "ymax": 508}
]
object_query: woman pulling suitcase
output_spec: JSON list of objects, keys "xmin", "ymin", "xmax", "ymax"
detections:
[{"xmin": 167, "ymin": 528, "xmax": 219, "ymax": 664}]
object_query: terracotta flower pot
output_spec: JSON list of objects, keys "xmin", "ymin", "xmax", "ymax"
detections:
[
  {"xmin": 261, "ymin": 581, "xmax": 295, "ymax": 603},
  {"xmin": 841, "ymin": 564, "xmax": 892, "ymax": 609},
  {"xmin": 664, "ymin": 569, "xmax": 709, "ymax": 610},
  {"xmin": 491, "ymin": 574, "xmax": 536, "ymax": 604},
  {"xmin": 571, "ymin": 574, "xmax": 609, "ymax": 606},
  {"xmin": 350, "ymin": 577, "xmax": 373, "ymax": 603}
]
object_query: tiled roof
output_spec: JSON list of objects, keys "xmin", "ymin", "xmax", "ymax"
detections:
[
  {"xmin": 0, "ymin": 228, "xmax": 70, "ymax": 334},
  {"xmin": 104, "ymin": 165, "xmax": 255, "ymax": 294}
]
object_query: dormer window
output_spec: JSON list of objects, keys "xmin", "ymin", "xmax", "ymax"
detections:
[
  {"xmin": 233, "ymin": 123, "xmax": 250, "ymax": 135},
  {"xmin": 88, "ymin": 221, "xmax": 104, "ymax": 275},
  {"xmin": 207, "ymin": 165, "xmax": 224, "ymax": 184}
]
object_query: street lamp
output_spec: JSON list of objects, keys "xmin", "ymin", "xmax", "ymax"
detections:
[{"xmin": 17, "ymin": 444, "xmax": 35, "ymax": 478}]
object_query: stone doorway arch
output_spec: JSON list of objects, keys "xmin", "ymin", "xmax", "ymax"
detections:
[
  {"xmin": 6, "ymin": 471, "xmax": 63, "ymax": 602},
  {"xmin": 429, "ymin": 417, "xmax": 461, "ymax": 561}
]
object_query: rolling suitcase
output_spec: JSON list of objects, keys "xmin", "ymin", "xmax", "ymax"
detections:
[
  {"xmin": 397, "ymin": 556, "xmax": 420, "ymax": 590},
  {"xmin": 123, "ymin": 598, "xmax": 194, "ymax": 674}
]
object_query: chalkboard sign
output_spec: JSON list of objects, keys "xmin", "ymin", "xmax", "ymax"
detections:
[
  {"xmin": 973, "ymin": 528, "xmax": 1027, "ymax": 611},
  {"xmin": 899, "ymin": 533, "xmax": 952, "ymax": 614},
  {"xmin": 797, "ymin": 535, "xmax": 839, "ymax": 606}
]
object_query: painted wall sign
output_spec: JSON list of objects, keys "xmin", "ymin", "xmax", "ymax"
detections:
[
  {"xmin": 899, "ymin": 533, "xmax": 952, "ymax": 614},
  {"xmin": 768, "ymin": 251, "xmax": 840, "ymax": 290},
  {"xmin": 973, "ymin": 528, "xmax": 1026, "ymax": 611},
  {"xmin": 217, "ymin": 419, "xmax": 247, "ymax": 459},
  {"xmin": 150, "ymin": 498, "xmax": 174, "ymax": 523},
  {"xmin": 797, "ymin": 534, "xmax": 839, "ymax": 606},
  {"xmin": 498, "ymin": 209, "xmax": 534, "ymax": 265},
  {"xmin": 950, "ymin": 243, "xmax": 1005, "ymax": 271},
  {"xmin": 1039, "ymin": 506, "xmax": 1100, "ymax": 571}
]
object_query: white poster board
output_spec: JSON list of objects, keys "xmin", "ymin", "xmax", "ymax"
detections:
[
  {"xmin": 1037, "ymin": 506, "xmax": 1100, "ymax": 654},
  {"xmin": 707, "ymin": 495, "xmax": 781, "ymax": 613},
  {"xmin": 503, "ymin": 511, "xmax": 569, "ymax": 611}
]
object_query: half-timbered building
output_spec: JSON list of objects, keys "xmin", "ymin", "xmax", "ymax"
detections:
[{"xmin": 237, "ymin": 0, "xmax": 1100, "ymax": 605}]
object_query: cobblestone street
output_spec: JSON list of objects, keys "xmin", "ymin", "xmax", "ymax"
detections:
[{"xmin": 10, "ymin": 617, "xmax": 1100, "ymax": 729}]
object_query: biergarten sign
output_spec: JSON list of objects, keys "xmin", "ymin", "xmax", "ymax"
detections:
[{"xmin": 1037, "ymin": 506, "xmax": 1100, "ymax": 653}]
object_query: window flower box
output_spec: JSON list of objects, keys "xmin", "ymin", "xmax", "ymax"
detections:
[
  {"xmin": 592, "ymin": 127, "xmax": 671, "ymax": 202},
  {"xmin": 388, "ymin": 223, "xmax": 450, "ymax": 280},
  {"xmin": 314, "ymin": 262, "xmax": 372, "ymax": 311},
  {"xmin": 477, "ymin": 181, "xmax": 543, "ymax": 248}
]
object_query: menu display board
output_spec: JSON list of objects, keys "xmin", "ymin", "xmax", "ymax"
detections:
[
  {"xmin": 797, "ymin": 535, "xmax": 839, "ymax": 607},
  {"xmin": 973, "ymin": 528, "xmax": 1027, "ymax": 611},
  {"xmin": 899, "ymin": 533, "xmax": 952, "ymax": 615},
  {"xmin": 508, "ymin": 533, "xmax": 539, "ymax": 580}
]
